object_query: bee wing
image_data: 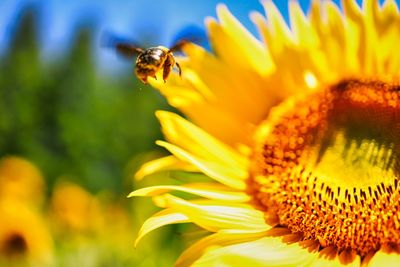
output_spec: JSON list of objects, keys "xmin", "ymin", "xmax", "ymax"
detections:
[
  {"xmin": 169, "ymin": 24, "xmax": 209, "ymax": 53},
  {"xmin": 115, "ymin": 43, "xmax": 143, "ymax": 58},
  {"xmin": 169, "ymin": 39, "xmax": 191, "ymax": 53},
  {"xmin": 101, "ymin": 31, "xmax": 143, "ymax": 58}
]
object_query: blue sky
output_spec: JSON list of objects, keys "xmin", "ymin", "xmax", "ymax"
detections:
[
  {"xmin": 0, "ymin": 0, "xmax": 392, "ymax": 71},
  {"xmin": 0, "ymin": 1, "xmax": 306, "ymax": 52}
]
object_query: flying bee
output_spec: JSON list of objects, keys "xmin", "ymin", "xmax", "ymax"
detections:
[{"xmin": 113, "ymin": 40, "xmax": 189, "ymax": 84}]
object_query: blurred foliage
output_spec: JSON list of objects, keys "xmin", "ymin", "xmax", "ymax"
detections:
[
  {"xmin": 0, "ymin": 5, "xmax": 171, "ymax": 193},
  {"xmin": 0, "ymin": 156, "xmax": 191, "ymax": 267},
  {"xmin": 0, "ymin": 4, "xmax": 193, "ymax": 267}
]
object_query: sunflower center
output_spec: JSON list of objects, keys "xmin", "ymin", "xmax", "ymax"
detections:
[
  {"xmin": 1, "ymin": 233, "xmax": 28, "ymax": 257},
  {"xmin": 250, "ymin": 78, "xmax": 400, "ymax": 256}
]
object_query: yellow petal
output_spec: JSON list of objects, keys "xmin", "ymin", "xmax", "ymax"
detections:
[
  {"xmin": 216, "ymin": 4, "xmax": 274, "ymax": 75},
  {"xmin": 150, "ymin": 75, "xmax": 205, "ymax": 108},
  {"xmin": 156, "ymin": 111, "xmax": 247, "ymax": 168},
  {"xmin": 290, "ymin": 1, "xmax": 332, "ymax": 81},
  {"xmin": 253, "ymin": 2, "xmax": 328, "ymax": 96},
  {"xmin": 176, "ymin": 230, "xmax": 268, "ymax": 267},
  {"xmin": 152, "ymin": 70, "xmax": 252, "ymax": 145},
  {"xmin": 288, "ymin": 1, "xmax": 319, "ymax": 47},
  {"xmin": 129, "ymin": 183, "xmax": 250, "ymax": 202},
  {"xmin": 206, "ymin": 18, "xmax": 251, "ymax": 71},
  {"xmin": 184, "ymin": 101, "xmax": 254, "ymax": 146},
  {"xmin": 309, "ymin": 0, "xmax": 347, "ymax": 81},
  {"xmin": 379, "ymin": 0, "xmax": 399, "ymax": 25},
  {"xmin": 260, "ymin": 0, "xmax": 294, "ymax": 55},
  {"xmin": 342, "ymin": 0, "xmax": 364, "ymax": 73},
  {"xmin": 156, "ymin": 140, "xmax": 246, "ymax": 190},
  {"xmin": 180, "ymin": 44, "xmax": 276, "ymax": 127},
  {"xmin": 368, "ymin": 250, "xmax": 400, "ymax": 267},
  {"xmin": 192, "ymin": 236, "xmax": 317, "ymax": 267},
  {"xmin": 135, "ymin": 155, "xmax": 198, "ymax": 180},
  {"xmin": 134, "ymin": 208, "xmax": 189, "ymax": 247},
  {"xmin": 153, "ymin": 194, "xmax": 270, "ymax": 233}
]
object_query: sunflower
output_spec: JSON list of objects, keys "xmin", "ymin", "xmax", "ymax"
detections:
[
  {"xmin": 50, "ymin": 181, "xmax": 103, "ymax": 233},
  {"xmin": 0, "ymin": 199, "xmax": 53, "ymax": 265},
  {"xmin": 0, "ymin": 156, "xmax": 45, "ymax": 207},
  {"xmin": 130, "ymin": 1, "xmax": 400, "ymax": 266}
]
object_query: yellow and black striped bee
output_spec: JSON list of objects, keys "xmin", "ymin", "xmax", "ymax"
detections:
[{"xmin": 113, "ymin": 40, "xmax": 189, "ymax": 84}]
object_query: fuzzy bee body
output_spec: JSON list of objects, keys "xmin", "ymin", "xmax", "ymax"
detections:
[
  {"xmin": 135, "ymin": 46, "xmax": 178, "ymax": 83},
  {"xmin": 109, "ymin": 39, "xmax": 187, "ymax": 84}
]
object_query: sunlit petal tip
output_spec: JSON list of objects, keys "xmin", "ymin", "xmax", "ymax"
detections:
[
  {"xmin": 215, "ymin": 4, "xmax": 237, "ymax": 27},
  {"xmin": 134, "ymin": 155, "xmax": 197, "ymax": 180},
  {"xmin": 134, "ymin": 209, "xmax": 190, "ymax": 247},
  {"xmin": 260, "ymin": 0, "xmax": 294, "ymax": 47},
  {"xmin": 249, "ymin": 11, "xmax": 264, "ymax": 23},
  {"xmin": 204, "ymin": 16, "xmax": 218, "ymax": 28},
  {"xmin": 260, "ymin": 0, "xmax": 280, "ymax": 17},
  {"xmin": 215, "ymin": 1, "xmax": 274, "ymax": 75},
  {"xmin": 288, "ymin": 0, "xmax": 307, "ymax": 23},
  {"xmin": 342, "ymin": 0, "xmax": 362, "ymax": 15},
  {"xmin": 152, "ymin": 194, "xmax": 170, "ymax": 208},
  {"xmin": 216, "ymin": 3, "xmax": 229, "ymax": 14},
  {"xmin": 382, "ymin": 0, "xmax": 399, "ymax": 13},
  {"xmin": 127, "ymin": 188, "xmax": 149, "ymax": 198},
  {"xmin": 134, "ymin": 155, "xmax": 170, "ymax": 180},
  {"xmin": 154, "ymin": 109, "xmax": 170, "ymax": 121}
]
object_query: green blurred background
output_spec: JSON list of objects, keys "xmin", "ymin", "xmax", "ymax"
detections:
[
  {"xmin": 0, "ymin": 4, "xmax": 176, "ymax": 267},
  {"xmin": 0, "ymin": 5, "xmax": 170, "ymax": 193}
]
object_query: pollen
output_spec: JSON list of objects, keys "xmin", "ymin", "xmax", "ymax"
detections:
[{"xmin": 250, "ymin": 78, "xmax": 400, "ymax": 257}]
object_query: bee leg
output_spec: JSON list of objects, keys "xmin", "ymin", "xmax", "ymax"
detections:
[
  {"xmin": 163, "ymin": 59, "xmax": 173, "ymax": 83},
  {"xmin": 175, "ymin": 62, "xmax": 182, "ymax": 77},
  {"xmin": 139, "ymin": 75, "xmax": 148, "ymax": 84}
]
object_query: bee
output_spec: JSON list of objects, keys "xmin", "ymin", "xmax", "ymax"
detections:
[{"xmin": 113, "ymin": 40, "xmax": 189, "ymax": 84}]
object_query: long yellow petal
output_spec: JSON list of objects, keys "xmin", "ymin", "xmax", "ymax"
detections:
[
  {"xmin": 254, "ymin": 1, "xmax": 326, "ymax": 96},
  {"xmin": 156, "ymin": 140, "xmax": 247, "ymax": 190},
  {"xmin": 156, "ymin": 111, "xmax": 247, "ymax": 168},
  {"xmin": 135, "ymin": 155, "xmax": 198, "ymax": 180},
  {"xmin": 261, "ymin": 0, "xmax": 294, "ymax": 55},
  {"xmin": 342, "ymin": 0, "xmax": 364, "ymax": 73},
  {"xmin": 134, "ymin": 208, "xmax": 189, "ymax": 247},
  {"xmin": 176, "ymin": 230, "xmax": 268, "ymax": 267},
  {"xmin": 216, "ymin": 4, "xmax": 274, "ymax": 75},
  {"xmin": 129, "ymin": 183, "xmax": 250, "ymax": 202},
  {"xmin": 153, "ymin": 194, "xmax": 270, "ymax": 233},
  {"xmin": 309, "ymin": 0, "xmax": 346, "ymax": 81},
  {"xmin": 192, "ymin": 236, "xmax": 317, "ymax": 267},
  {"xmin": 288, "ymin": 1, "xmax": 319, "ymax": 47}
]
